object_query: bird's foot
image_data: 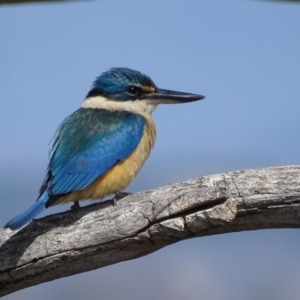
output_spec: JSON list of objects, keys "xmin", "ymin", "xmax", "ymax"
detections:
[
  {"xmin": 71, "ymin": 201, "xmax": 81, "ymax": 210},
  {"xmin": 112, "ymin": 191, "xmax": 131, "ymax": 206}
]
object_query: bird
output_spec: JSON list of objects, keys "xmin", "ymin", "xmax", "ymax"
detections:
[{"xmin": 5, "ymin": 67, "xmax": 204, "ymax": 230}]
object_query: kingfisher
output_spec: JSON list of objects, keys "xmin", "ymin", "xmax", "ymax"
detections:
[{"xmin": 5, "ymin": 67, "xmax": 204, "ymax": 230}]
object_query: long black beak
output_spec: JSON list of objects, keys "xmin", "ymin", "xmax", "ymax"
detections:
[{"xmin": 147, "ymin": 88, "xmax": 205, "ymax": 104}]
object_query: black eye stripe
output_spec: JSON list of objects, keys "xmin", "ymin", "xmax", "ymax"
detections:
[{"xmin": 126, "ymin": 85, "xmax": 142, "ymax": 96}]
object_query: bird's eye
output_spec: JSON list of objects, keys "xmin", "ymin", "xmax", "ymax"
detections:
[{"xmin": 126, "ymin": 85, "xmax": 141, "ymax": 96}]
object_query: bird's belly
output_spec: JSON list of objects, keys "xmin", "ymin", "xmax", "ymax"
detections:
[{"xmin": 58, "ymin": 119, "xmax": 156, "ymax": 204}]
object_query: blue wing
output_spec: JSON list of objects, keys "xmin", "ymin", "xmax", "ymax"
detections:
[
  {"xmin": 40, "ymin": 108, "xmax": 145, "ymax": 203},
  {"xmin": 5, "ymin": 108, "xmax": 145, "ymax": 230}
]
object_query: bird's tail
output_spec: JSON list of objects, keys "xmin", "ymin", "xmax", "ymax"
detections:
[{"xmin": 4, "ymin": 192, "xmax": 48, "ymax": 230}]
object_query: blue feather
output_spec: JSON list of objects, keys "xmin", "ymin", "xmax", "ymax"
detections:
[
  {"xmin": 86, "ymin": 68, "xmax": 156, "ymax": 101},
  {"xmin": 5, "ymin": 108, "xmax": 145, "ymax": 230},
  {"xmin": 43, "ymin": 108, "xmax": 145, "ymax": 202},
  {"xmin": 4, "ymin": 192, "xmax": 48, "ymax": 230}
]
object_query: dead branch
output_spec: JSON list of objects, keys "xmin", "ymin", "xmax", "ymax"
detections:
[{"xmin": 1, "ymin": 166, "xmax": 300, "ymax": 297}]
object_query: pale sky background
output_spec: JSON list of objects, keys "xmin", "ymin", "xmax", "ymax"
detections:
[{"xmin": 1, "ymin": 0, "xmax": 300, "ymax": 299}]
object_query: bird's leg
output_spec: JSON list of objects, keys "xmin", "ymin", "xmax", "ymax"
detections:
[
  {"xmin": 71, "ymin": 201, "xmax": 81, "ymax": 210},
  {"xmin": 112, "ymin": 191, "xmax": 131, "ymax": 206}
]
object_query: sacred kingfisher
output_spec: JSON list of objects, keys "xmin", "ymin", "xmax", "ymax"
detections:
[{"xmin": 5, "ymin": 67, "xmax": 204, "ymax": 230}]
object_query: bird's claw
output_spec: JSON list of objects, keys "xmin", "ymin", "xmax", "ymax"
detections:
[
  {"xmin": 71, "ymin": 201, "xmax": 81, "ymax": 210},
  {"xmin": 112, "ymin": 191, "xmax": 131, "ymax": 206}
]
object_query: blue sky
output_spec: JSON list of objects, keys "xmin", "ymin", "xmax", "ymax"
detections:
[{"xmin": 1, "ymin": 1, "xmax": 300, "ymax": 299}]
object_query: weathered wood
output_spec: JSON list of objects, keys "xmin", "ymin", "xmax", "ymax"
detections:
[{"xmin": 1, "ymin": 165, "xmax": 300, "ymax": 297}]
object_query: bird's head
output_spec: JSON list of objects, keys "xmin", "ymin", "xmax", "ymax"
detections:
[{"xmin": 82, "ymin": 67, "xmax": 204, "ymax": 114}]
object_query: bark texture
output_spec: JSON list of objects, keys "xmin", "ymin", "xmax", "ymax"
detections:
[{"xmin": 1, "ymin": 166, "xmax": 300, "ymax": 297}]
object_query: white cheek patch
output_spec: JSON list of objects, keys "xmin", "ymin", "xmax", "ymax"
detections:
[
  {"xmin": 145, "ymin": 102, "xmax": 158, "ymax": 114},
  {"xmin": 82, "ymin": 96, "xmax": 158, "ymax": 115}
]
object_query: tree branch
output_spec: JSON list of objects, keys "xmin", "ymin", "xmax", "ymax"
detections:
[{"xmin": 1, "ymin": 166, "xmax": 300, "ymax": 297}]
